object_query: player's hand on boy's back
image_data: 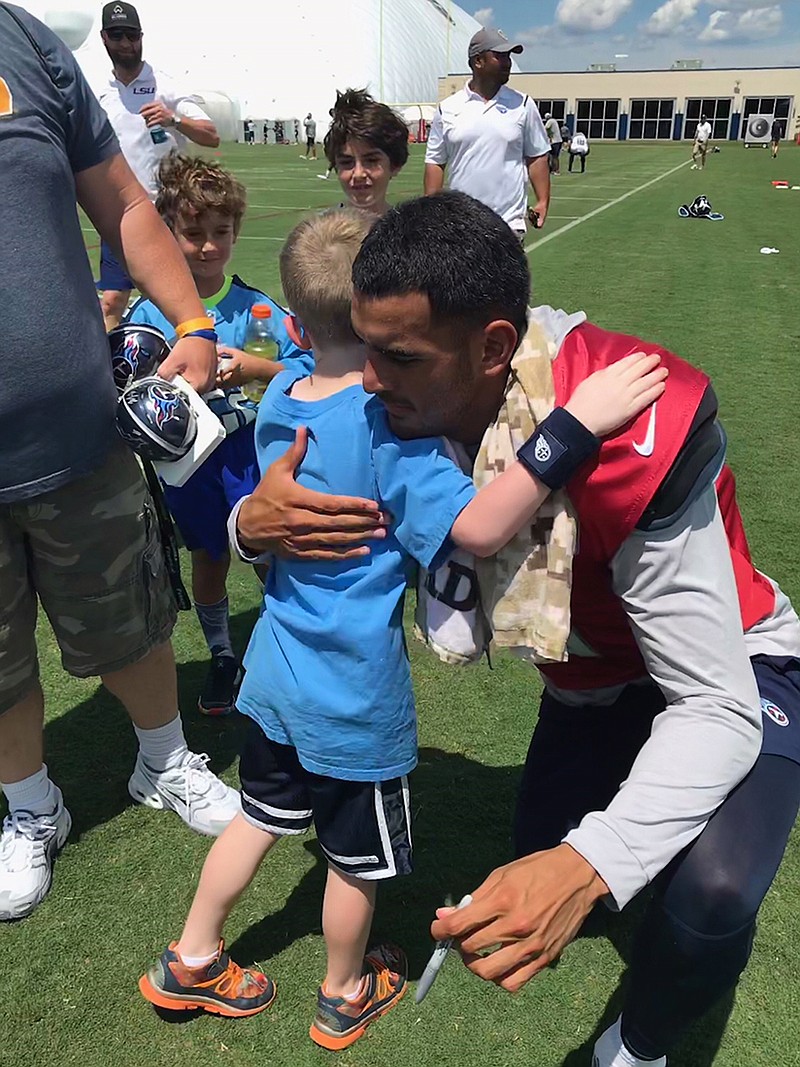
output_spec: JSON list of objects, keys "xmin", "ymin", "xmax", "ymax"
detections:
[
  {"xmin": 216, "ymin": 346, "xmax": 282, "ymax": 389},
  {"xmin": 159, "ymin": 335, "xmax": 217, "ymax": 393},
  {"xmin": 237, "ymin": 427, "xmax": 389, "ymax": 560},
  {"xmin": 430, "ymin": 844, "xmax": 609, "ymax": 994},
  {"xmin": 564, "ymin": 351, "xmax": 667, "ymax": 438}
]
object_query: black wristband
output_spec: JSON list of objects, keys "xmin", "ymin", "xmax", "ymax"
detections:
[{"xmin": 516, "ymin": 407, "xmax": 600, "ymax": 490}]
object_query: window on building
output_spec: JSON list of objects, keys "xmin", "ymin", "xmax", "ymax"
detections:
[
  {"xmin": 684, "ymin": 98, "xmax": 731, "ymax": 140},
  {"xmin": 741, "ymin": 95, "xmax": 792, "ymax": 136},
  {"xmin": 629, "ymin": 98, "xmax": 674, "ymax": 139},
  {"xmin": 575, "ymin": 99, "xmax": 619, "ymax": 139},
  {"xmin": 535, "ymin": 99, "xmax": 567, "ymax": 123}
]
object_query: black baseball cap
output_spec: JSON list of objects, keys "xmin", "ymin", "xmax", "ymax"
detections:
[{"xmin": 102, "ymin": 2, "xmax": 141, "ymax": 31}]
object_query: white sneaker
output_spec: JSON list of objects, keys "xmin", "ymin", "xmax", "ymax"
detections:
[
  {"xmin": 593, "ymin": 1016, "xmax": 667, "ymax": 1067},
  {"xmin": 690, "ymin": 163, "xmax": 698, "ymax": 169},
  {"xmin": 317, "ymin": 173, "xmax": 329, "ymax": 180},
  {"xmin": 128, "ymin": 751, "xmax": 239, "ymax": 837},
  {"xmin": 0, "ymin": 789, "xmax": 72, "ymax": 921}
]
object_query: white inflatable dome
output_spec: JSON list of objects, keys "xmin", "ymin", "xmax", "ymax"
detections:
[{"xmin": 22, "ymin": 0, "xmax": 489, "ymax": 137}]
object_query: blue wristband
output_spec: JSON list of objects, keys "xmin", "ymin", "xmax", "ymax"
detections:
[
  {"xmin": 182, "ymin": 328, "xmax": 218, "ymax": 342},
  {"xmin": 516, "ymin": 407, "xmax": 600, "ymax": 490}
]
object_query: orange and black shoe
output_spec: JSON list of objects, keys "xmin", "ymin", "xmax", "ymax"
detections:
[
  {"xmin": 138, "ymin": 940, "xmax": 276, "ymax": 1018},
  {"xmin": 309, "ymin": 943, "xmax": 407, "ymax": 1050}
]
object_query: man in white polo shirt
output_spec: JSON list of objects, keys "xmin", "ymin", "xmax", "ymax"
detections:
[
  {"xmin": 93, "ymin": 2, "xmax": 219, "ymax": 328},
  {"xmin": 423, "ymin": 27, "xmax": 550, "ymax": 240}
]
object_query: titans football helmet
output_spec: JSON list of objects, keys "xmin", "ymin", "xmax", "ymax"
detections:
[
  {"xmin": 116, "ymin": 377, "xmax": 197, "ymax": 462},
  {"xmin": 108, "ymin": 324, "xmax": 171, "ymax": 394}
]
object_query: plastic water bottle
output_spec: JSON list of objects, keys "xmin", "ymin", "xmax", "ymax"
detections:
[
  {"xmin": 149, "ymin": 123, "xmax": 169, "ymax": 145},
  {"xmin": 243, "ymin": 305, "xmax": 278, "ymax": 401},
  {"xmin": 244, "ymin": 306, "xmax": 278, "ymax": 361}
]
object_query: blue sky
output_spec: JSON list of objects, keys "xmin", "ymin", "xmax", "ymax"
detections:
[{"xmin": 467, "ymin": 1, "xmax": 799, "ymax": 71}]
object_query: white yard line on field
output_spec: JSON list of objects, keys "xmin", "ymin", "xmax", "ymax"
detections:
[{"xmin": 525, "ymin": 159, "xmax": 690, "ymax": 253}]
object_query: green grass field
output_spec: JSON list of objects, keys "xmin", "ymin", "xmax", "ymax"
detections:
[{"xmin": 6, "ymin": 142, "xmax": 799, "ymax": 1067}]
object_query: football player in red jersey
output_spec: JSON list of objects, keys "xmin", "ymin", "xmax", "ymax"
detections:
[{"xmin": 232, "ymin": 193, "xmax": 800, "ymax": 1067}]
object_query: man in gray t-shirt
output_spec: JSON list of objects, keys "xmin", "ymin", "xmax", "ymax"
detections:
[
  {"xmin": 0, "ymin": 3, "xmax": 238, "ymax": 923},
  {"xmin": 303, "ymin": 112, "xmax": 317, "ymax": 160}
]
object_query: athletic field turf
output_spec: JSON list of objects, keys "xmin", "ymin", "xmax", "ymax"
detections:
[{"xmin": 6, "ymin": 142, "xmax": 798, "ymax": 1067}]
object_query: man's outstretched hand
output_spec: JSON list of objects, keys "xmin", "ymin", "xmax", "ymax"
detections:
[
  {"xmin": 430, "ymin": 844, "xmax": 609, "ymax": 992},
  {"xmin": 237, "ymin": 427, "xmax": 389, "ymax": 560}
]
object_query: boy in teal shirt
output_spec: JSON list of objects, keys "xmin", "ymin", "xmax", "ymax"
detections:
[{"xmin": 128, "ymin": 153, "xmax": 307, "ymax": 715}]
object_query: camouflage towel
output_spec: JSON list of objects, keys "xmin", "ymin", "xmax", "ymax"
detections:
[{"xmin": 473, "ymin": 317, "xmax": 576, "ymax": 664}]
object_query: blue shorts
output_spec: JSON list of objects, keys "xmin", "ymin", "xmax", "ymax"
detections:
[
  {"xmin": 163, "ymin": 422, "xmax": 259, "ymax": 559},
  {"xmin": 752, "ymin": 656, "xmax": 800, "ymax": 764},
  {"xmin": 514, "ymin": 654, "xmax": 800, "ymax": 858},
  {"xmin": 98, "ymin": 240, "xmax": 134, "ymax": 292}
]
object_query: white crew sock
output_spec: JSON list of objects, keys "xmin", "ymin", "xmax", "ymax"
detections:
[
  {"xmin": 1, "ymin": 764, "xmax": 58, "ymax": 817},
  {"xmin": 179, "ymin": 949, "xmax": 219, "ymax": 968},
  {"xmin": 593, "ymin": 1016, "xmax": 667, "ymax": 1067},
  {"xmin": 133, "ymin": 715, "xmax": 189, "ymax": 771}
]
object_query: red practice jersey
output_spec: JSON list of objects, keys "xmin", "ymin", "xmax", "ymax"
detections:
[{"xmin": 539, "ymin": 321, "xmax": 776, "ymax": 691}]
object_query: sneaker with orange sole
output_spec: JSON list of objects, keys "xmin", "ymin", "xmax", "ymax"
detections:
[
  {"xmin": 139, "ymin": 940, "xmax": 276, "ymax": 1018},
  {"xmin": 309, "ymin": 943, "xmax": 407, "ymax": 1050}
]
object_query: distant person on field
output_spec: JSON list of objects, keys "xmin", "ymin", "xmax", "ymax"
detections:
[
  {"xmin": 322, "ymin": 89, "xmax": 408, "ymax": 215},
  {"xmin": 243, "ymin": 118, "xmax": 255, "ymax": 145},
  {"xmin": 691, "ymin": 114, "xmax": 712, "ymax": 169},
  {"xmin": 317, "ymin": 106, "xmax": 337, "ymax": 179},
  {"xmin": 138, "ymin": 207, "xmax": 663, "ymax": 1046},
  {"xmin": 302, "ymin": 112, "xmax": 317, "ymax": 159},
  {"xmin": 544, "ymin": 112, "xmax": 562, "ymax": 174},
  {"xmin": 92, "ymin": 1, "xmax": 219, "ymax": 329},
  {"xmin": 127, "ymin": 154, "xmax": 305, "ymax": 716},
  {"xmin": 569, "ymin": 130, "xmax": 590, "ymax": 173},
  {"xmin": 771, "ymin": 119, "xmax": 784, "ymax": 157},
  {"xmin": 424, "ymin": 27, "xmax": 551, "ymax": 237}
]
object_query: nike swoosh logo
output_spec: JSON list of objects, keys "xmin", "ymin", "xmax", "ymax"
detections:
[{"xmin": 632, "ymin": 403, "xmax": 657, "ymax": 457}]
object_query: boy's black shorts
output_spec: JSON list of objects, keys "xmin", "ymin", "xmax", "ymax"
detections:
[{"xmin": 239, "ymin": 718, "xmax": 413, "ymax": 880}]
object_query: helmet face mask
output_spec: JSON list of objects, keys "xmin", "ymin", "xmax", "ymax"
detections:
[
  {"xmin": 108, "ymin": 324, "xmax": 171, "ymax": 394},
  {"xmin": 116, "ymin": 377, "xmax": 198, "ymax": 462}
]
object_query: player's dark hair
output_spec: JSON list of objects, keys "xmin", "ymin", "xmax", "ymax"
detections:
[
  {"xmin": 323, "ymin": 88, "xmax": 409, "ymax": 169},
  {"xmin": 352, "ymin": 192, "xmax": 530, "ymax": 345},
  {"xmin": 156, "ymin": 152, "xmax": 247, "ymax": 235}
]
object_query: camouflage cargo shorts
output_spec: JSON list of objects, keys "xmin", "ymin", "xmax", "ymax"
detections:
[{"xmin": 0, "ymin": 442, "xmax": 177, "ymax": 714}]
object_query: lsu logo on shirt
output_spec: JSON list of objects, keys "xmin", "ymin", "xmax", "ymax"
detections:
[{"xmin": 0, "ymin": 77, "xmax": 13, "ymax": 118}]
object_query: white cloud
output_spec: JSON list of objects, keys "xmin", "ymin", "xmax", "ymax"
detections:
[
  {"xmin": 644, "ymin": 0, "xmax": 701, "ymax": 35},
  {"xmin": 698, "ymin": 4, "xmax": 783, "ymax": 41},
  {"xmin": 472, "ymin": 7, "xmax": 493, "ymax": 26},
  {"xmin": 555, "ymin": 0, "xmax": 634, "ymax": 34}
]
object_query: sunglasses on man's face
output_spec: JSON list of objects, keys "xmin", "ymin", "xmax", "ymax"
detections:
[{"xmin": 106, "ymin": 29, "xmax": 142, "ymax": 41}]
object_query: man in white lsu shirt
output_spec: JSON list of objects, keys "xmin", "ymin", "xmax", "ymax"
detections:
[
  {"xmin": 424, "ymin": 27, "xmax": 551, "ymax": 241},
  {"xmin": 92, "ymin": 1, "xmax": 219, "ymax": 328}
]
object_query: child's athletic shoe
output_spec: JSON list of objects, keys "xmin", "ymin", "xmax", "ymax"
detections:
[
  {"xmin": 309, "ymin": 943, "xmax": 407, "ymax": 1050},
  {"xmin": 139, "ymin": 940, "xmax": 276, "ymax": 1017},
  {"xmin": 198, "ymin": 654, "xmax": 242, "ymax": 716}
]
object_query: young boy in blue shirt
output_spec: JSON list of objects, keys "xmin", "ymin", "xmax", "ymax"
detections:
[
  {"xmin": 138, "ymin": 209, "xmax": 665, "ymax": 1048},
  {"xmin": 128, "ymin": 153, "xmax": 304, "ymax": 716}
]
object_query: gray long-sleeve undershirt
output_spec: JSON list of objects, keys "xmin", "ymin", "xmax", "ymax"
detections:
[{"xmin": 564, "ymin": 487, "xmax": 764, "ymax": 909}]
